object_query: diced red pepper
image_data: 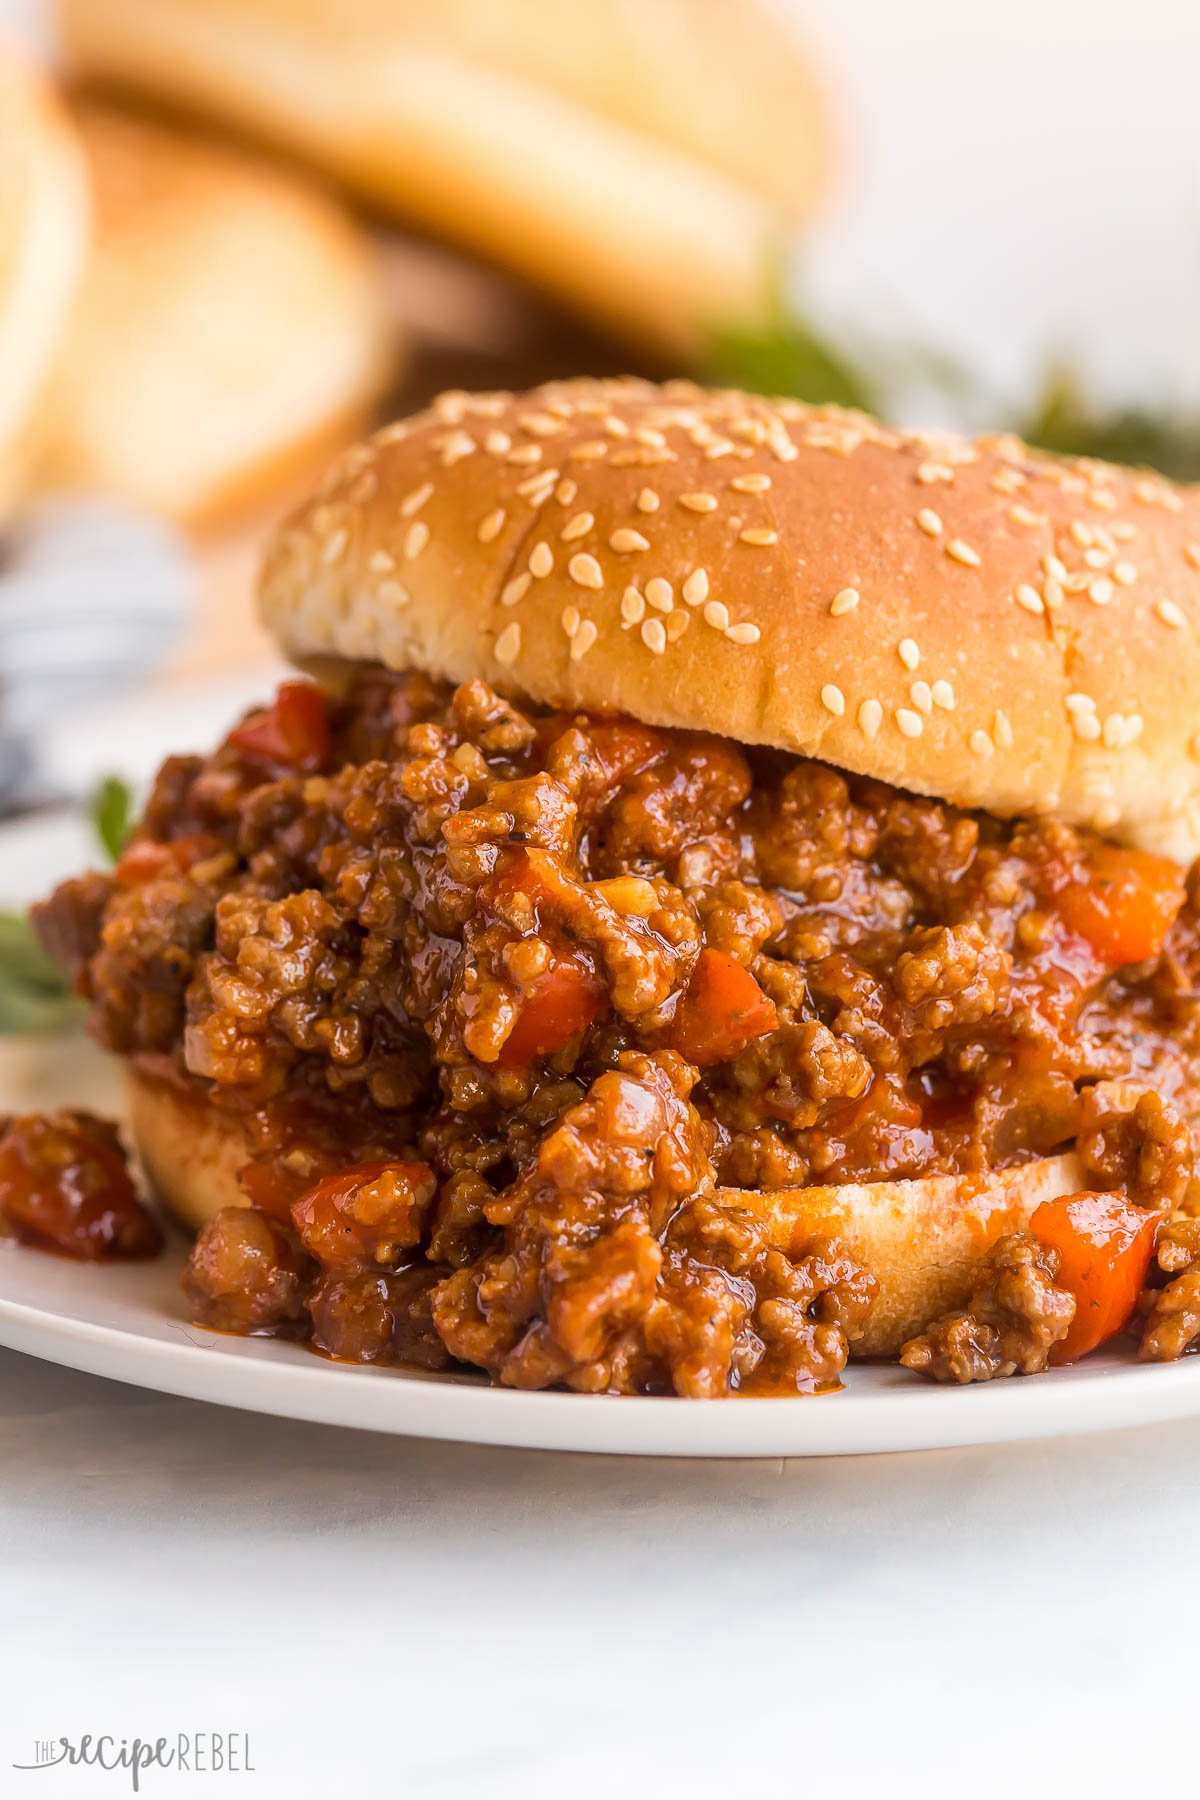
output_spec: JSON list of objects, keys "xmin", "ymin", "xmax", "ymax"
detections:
[
  {"xmin": 497, "ymin": 958, "xmax": 605, "ymax": 1066},
  {"xmin": 227, "ymin": 680, "xmax": 332, "ymax": 772},
  {"xmin": 1054, "ymin": 846, "xmax": 1184, "ymax": 968},
  {"xmin": 670, "ymin": 947, "xmax": 777, "ymax": 1067},
  {"xmin": 0, "ymin": 1111, "xmax": 162, "ymax": 1261},
  {"xmin": 1030, "ymin": 1190, "xmax": 1164, "ymax": 1363},
  {"xmin": 114, "ymin": 832, "xmax": 222, "ymax": 887},
  {"xmin": 290, "ymin": 1158, "xmax": 437, "ymax": 1270}
]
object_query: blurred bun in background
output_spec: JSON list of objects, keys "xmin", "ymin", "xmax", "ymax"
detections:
[
  {"xmin": 0, "ymin": 40, "xmax": 89, "ymax": 523},
  {"xmin": 55, "ymin": 0, "xmax": 828, "ymax": 357},
  {"xmin": 36, "ymin": 99, "xmax": 396, "ymax": 524}
]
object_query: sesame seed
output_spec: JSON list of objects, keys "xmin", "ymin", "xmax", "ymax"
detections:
[
  {"xmin": 730, "ymin": 472, "xmax": 772, "ymax": 494},
  {"xmin": 1113, "ymin": 561, "xmax": 1137, "ymax": 586},
  {"xmin": 910, "ymin": 680, "xmax": 933, "ymax": 714},
  {"xmin": 1089, "ymin": 577, "xmax": 1114, "ymax": 606},
  {"xmin": 369, "ymin": 549, "xmax": 395, "ymax": 573},
  {"xmin": 400, "ymin": 482, "xmax": 434, "ymax": 518},
  {"xmin": 858, "ymin": 699, "xmax": 883, "ymax": 741},
  {"xmin": 404, "ymin": 520, "xmax": 430, "ymax": 560},
  {"xmin": 555, "ymin": 478, "xmax": 578, "ymax": 506},
  {"xmin": 994, "ymin": 710, "xmax": 1014, "ymax": 749},
  {"xmin": 610, "ymin": 528, "xmax": 650, "ymax": 553},
  {"xmin": 1043, "ymin": 577, "xmax": 1064, "ymax": 610},
  {"xmin": 321, "ymin": 527, "xmax": 348, "ymax": 565},
  {"xmin": 704, "ymin": 600, "xmax": 730, "ymax": 631},
  {"xmin": 568, "ymin": 553, "xmax": 604, "ymax": 590},
  {"xmin": 561, "ymin": 511, "xmax": 594, "ymax": 542},
  {"xmin": 641, "ymin": 618, "xmax": 667, "ymax": 655},
  {"xmin": 484, "ymin": 430, "xmax": 512, "ymax": 456},
  {"xmin": 726, "ymin": 623, "xmax": 761, "ymax": 645},
  {"xmin": 947, "ymin": 538, "xmax": 981, "ymax": 568},
  {"xmin": 917, "ymin": 509, "xmax": 943, "ymax": 537},
  {"xmin": 561, "ymin": 605, "xmax": 581, "ymax": 637},
  {"xmin": 645, "ymin": 577, "xmax": 674, "ymax": 612},
  {"xmin": 739, "ymin": 527, "xmax": 778, "ymax": 546},
  {"xmin": 681, "ymin": 569, "xmax": 708, "ymax": 607},
  {"xmin": 570, "ymin": 619, "xmax": 598, "ymax": 662},
  {"xmin": 570, "ymin": 440, "xmax": 608, "ymax": 462},
  {"xmin": 516, "ymin": 469, "xmax": 558, "ymax": 498},
  {"xmin": 931, "ymin": 680, "xmax": 955, "ymax": 711},
  {"xmin": 821, "ymin": 684, "xmax": 846, "ymax": 717},
  {"xmin": 899, "ymin": 638, "xmax": 920, "ymax": 671},
  {"xmin": 1102, "ymin": 714, "xmax": 1125, "ymax": 748},
  {"xmin": 529, "ymin": 541, "xmax": 554, "ymax": 578},
  {"xmin": 1065, "ymin": 693, "xmax": 1096, "ymax": 714},
  {"xmin": 1009, "ymin": 504, "xmax": 1042, "ymax": 527},
  {"xmin": 1156, "ymin": 598, "xmax": 1186, "ymax": 629},
  {"xmin": 1045, "ymin": 554, "xmax": 1068, "ymax": 583},
  {"xmin": 830, "ymin": 587, "xmax": 860, "ymax": 617},
  {"xmin": 970, "ymin": 729, "xmax": 994, "ymax": 758},
  {"xmin": 494, "ymin": 621, "xmax": 521, "ymax": 666},
  {"xmin": 896, "ymin": 708, "xmax": 924, "ymax": 739},
  {"xmin": 1015, "ymin": 584, "xmax": 1045, "ymax": 616},
  {"xmin": 501, "ymin": 572, "xmax": 531, "ymax": 607},
  {"xmin": 507, "ymin": 443, "xmax": 543, "ymax": 466},
  {"xmin": 519, "ymin": 411, "xmax": 563, "ymax": 438},
  {"xmin": 917, "ymin": 461, "xmax": 955, "ymax": 484},
  {"xmin": 1073, "ymin": 712, "xmax": 1102, "ymax": 742},
  {"xmin": 667, "ymin": 610, "xmax": 690, "ymax": 642},
  {"xmin": 376, "ymin": 579, "xmax": 410, "ymax": 608},
  {"xmin": 1084, "ymin": 546, "xmax": 1110, "ymax": 570},
  {"xmin": 637, "ymin": 488, "xmax": 660, "ymax": 513},
  {"xmin": 439, "ymin": 431, "xmax": 475, "ymax": 467},
  {"xmin": 680, "ymin": 492, "xmax": 718, "ymax": 513},
  {"xmin": 477, "ymin": 508, "xmax": 506, "ymax": 544},
  {"xmin": 621, "ymin": 586, "xmax": 646, "ymax": 625}
]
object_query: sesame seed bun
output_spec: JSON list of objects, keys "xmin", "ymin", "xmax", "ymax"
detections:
[
  {"xmin": 36, "ymin": 99, "xmax": 394, "ymax": 525},
  {"xmin": 56, "ymin": 0, "xmax": 827, "ymax": 357},
  {"xmin": 0, "ymin": 42, "xmax": 89, "ymax": 523},
  {"xmin": 261, "ymin": 377, "xmax": 1200, "ymax": 862},
  {"xmin": 124, "ymin": 1066, "xmax": 1081, "ymax": 1356}
]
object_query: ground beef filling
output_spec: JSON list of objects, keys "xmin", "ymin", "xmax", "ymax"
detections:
[{"xmin": 32, "ymin": 671, "xmax": 1200, "ymax": 1393}]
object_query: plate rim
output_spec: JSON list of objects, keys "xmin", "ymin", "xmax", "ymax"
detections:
[{"xmin": 3, "ymin": 1268, "xmax": 1200, "ymax": 1458}]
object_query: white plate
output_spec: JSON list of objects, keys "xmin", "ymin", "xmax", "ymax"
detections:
[{"xmin": 4, "ymin": 807, "xmax": 1200, "ymax": 1457}]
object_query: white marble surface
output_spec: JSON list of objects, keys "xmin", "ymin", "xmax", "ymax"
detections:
[{"xmin": 1, "ymin": 1344, "xmax": 1197, "ymax": 1797}]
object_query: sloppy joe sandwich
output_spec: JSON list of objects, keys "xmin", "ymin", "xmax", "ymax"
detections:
[{"xmin": 31, "ymin": 379, "xmax": 1200, "ymax": 1394}]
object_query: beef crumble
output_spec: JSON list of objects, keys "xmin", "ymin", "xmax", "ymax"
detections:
[
  {"xmin": 899, "ymin": 1234, "xmax": 1076, "ymax": 1382},
  {"xmin": 32, "ymin": 669, "xmax": 1200, "ymax": 1392}
]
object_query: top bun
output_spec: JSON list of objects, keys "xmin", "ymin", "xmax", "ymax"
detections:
[
  {"xmin": 57, "ymin": 0, "xmax": 826, "ymax": 357},
  {"xmin": 262, "ymin": 378, "xmax": 1200, "ymax": 862},
  {"xmin": 0, "ymin": 42, "xmax": 88, "ymax": 522}
]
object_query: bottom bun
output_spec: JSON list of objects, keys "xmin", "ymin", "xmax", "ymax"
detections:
[
  {"xmin": 729, "ymin": 1157, "xmax": 1082, "ymax": 1356},
  {"xmin": 126, "ymin": 1068, "xmax": 1082, "ymax": 1358},
  {"xmin": 126, "ymin": 1067, "xmax": 252, "ymax": 1236}
]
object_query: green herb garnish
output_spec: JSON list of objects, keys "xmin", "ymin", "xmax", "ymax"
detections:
[
  {"xmin": 90, "ymin": 775, "xmax": 134, "ymax": 864},
  {"xmin": 1021, "ymin": 367, "xmax": 1200, "ymax": 482},
  {"xmin": 0, "ymin": 911, "xmax": 79, "ymax": 1036}
]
